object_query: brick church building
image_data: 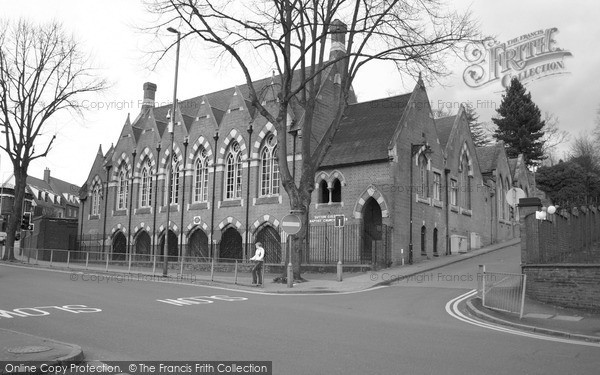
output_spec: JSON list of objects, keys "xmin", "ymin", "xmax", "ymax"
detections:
[{"xmin": 79, "ymin": 29, "xmax": 521, "ymax": 268}]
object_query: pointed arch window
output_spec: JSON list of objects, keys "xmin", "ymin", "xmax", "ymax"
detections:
[
  {"xmin": 225, "ymin": 141, "xmax": 243, "ymax": 200},
  {"xmin": 116, "ymin": 165, "xmax": 129, "ymax": 210},
  {"xmin": 505, "ymin": 177, "xmax": 511, "ymax": 220},
  {"xmin": 331, "ymin": 179, "xmax": 342, "ymax": 203},
  {"xmin": 139, "ymin": 159, "xmax": 153, "ymax": 208},
  {"xmin": 91, "ymin": 182, "xmax": 101, "ymax": 216},
  {"xmin": 418, "ymin": 154, "xmax": 429, "ymax": 197},
  {"xmin": 194, "ymin": 148, "xmax": 209, "ymax": 202},
  {"xmin": 498, "ymin": 177, "xmax": 505, "ymax": 219},
  {"xmin": 461, "ymin": 154, "xmax": 471, "ymax": 209},
  {"xmin": 260, "ymin": 134, "xmax": 279, "ymax": 196},
  {"xmin": 164, "ymin": 156, "xmax": 181, "ymax": 205}
]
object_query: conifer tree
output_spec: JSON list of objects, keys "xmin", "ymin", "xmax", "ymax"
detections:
[
  {"xmin": 492, "ymin": 77, "xmax": 546, "ymax": 167},
  {"xmin": 464, "ymin": 103, "xmax": 490, "ymax": 147}
]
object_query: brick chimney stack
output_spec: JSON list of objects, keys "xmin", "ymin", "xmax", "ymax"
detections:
[
  {"xmin": 329, "ymin": 19, "xmax": 347, "ymax": 61},
  {"xmin": 142, "ymin": 82, "xmax": 157, "ymax": 108},
  {"xmin": 43, "ymin": 167, "xmax": 50, "ymax": 183}
]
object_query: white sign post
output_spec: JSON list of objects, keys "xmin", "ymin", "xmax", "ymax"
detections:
[
  {"xmin": 282, "ymin": 214, "xmax": 302, "ymax": 288},
  {"xmin": 334, "ymin": 215, "xmax": 345, "ymax": 281}
]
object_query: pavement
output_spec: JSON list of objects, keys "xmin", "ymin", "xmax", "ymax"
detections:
[
  {"xmin": 465, "ymin": 294, "xmax": 600, "ymax": 343},
  {"xmin": 0, "ymin": 328, "xmax": 83, "ymax": 365},
  {"xmin": 2, "ymin": 236, "xmax": 599, "ymax": 364}
]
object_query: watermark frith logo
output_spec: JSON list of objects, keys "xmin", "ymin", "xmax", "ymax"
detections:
[{"xmin": 463, "ymin": 28, "xmax": 573, "ymax": 89}]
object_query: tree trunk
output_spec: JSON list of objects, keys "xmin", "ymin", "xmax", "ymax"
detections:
[
  {"xmin": 3, "ymin": 167, "xmax": 27, "ymax": 261},
  {"xmin": 281, "ymin": 190, "xmax": 312, "ymax": 281}
]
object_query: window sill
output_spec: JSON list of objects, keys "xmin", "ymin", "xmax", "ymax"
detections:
[
  {"xmin": 416, "ymin": 195, "xmax": 430, "ymax": 205},
  {"xmin": 135, "ymin": 207, "xmax": 152, "ymax": 215},
  {"xmin": 189, "ymin": 202, "xmax": 209, "ymax": 211},
  {"xmin": 450, "ymin": 205, "xmax": 459, "ymax": 213},
  {"xmin": 432, "ymin": 199, "xmax": 443, "ymax": 208},
  {"xmin": 314, "ymin": 201, "xmax": 344, "ymax": 209},
  {"xmin": 220, "ymin": 199, "xmax": 242, "ymax": 208},
  {"xmin": 255, "ymin": 196, "xmax": 280, "ymax": 205},
  {"xmin": 461, "ymin": 208, "xmax": 473, "ymax": 217},
  {"xmin": 89, "ymin": 214, "xmax": 100, "ymax": 220},
  {"xmin": 113, "ymin": 209, "xmax": 127, "ymax": 216},
  {"xmin": 160, "ymin": 205, "xmax": 180, "ymax": 213}
]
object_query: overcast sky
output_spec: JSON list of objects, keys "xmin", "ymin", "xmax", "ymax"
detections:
[{"xmin": 1, "ymin": 0, "xmax": 598, "ymax": 186}]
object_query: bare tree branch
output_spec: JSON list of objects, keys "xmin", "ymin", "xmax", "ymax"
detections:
[
  {"xmin": 144, "ymin": 0, "xmax": 480, "ymax": 277},
  {"xmin": 0, "ymin": 19, "xmax": 107, "ymax": 260}
]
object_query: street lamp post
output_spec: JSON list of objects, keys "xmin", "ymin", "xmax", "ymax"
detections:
[
  {"xmin": 409, "ymin": 143, "xmax": 432, "ymax": 265},
  {"xmin": 164, "ymin": 26, "xmax": 181, "ymax": 277}
]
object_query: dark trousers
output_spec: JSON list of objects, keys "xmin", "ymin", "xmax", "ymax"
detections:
[{"xmin": 252, "ymin": 261, "xmax": 263, "ymax": 285}]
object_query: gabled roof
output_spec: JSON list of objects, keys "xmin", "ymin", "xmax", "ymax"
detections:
[
  {"xmin": 320, "ymin": 93, "xmax": 412, "ymax": 167},
  {"xmin": 435, "ymin": 115, "xmax": 457, "ymax": 149},
  {"xmin": 476, "ymin": 143, "xmax": 504, "ymax": 174},
  {"xmin": 508, "ymin": 157, "xmax": 518, "ymax": 177},
  {"xmin": 27, "ymin": 173, "xmax": 81, "ymax": 207}
]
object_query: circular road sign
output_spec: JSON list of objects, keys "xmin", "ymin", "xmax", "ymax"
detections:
[
  {"xmin": 281, "ymin": 214, "xmax": 302, "ymax": 235},
  {"xmin": 506, "ymin": 187, "xmax": 526, "ymax": 208}
]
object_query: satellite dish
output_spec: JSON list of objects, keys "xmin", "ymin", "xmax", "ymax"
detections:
[{"xmin": 506, "ymin": 187, "xmax": 526, "ymax": 208}]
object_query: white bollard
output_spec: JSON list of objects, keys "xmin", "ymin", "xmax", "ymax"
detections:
[
  {"xmin": 287, "ymin": 262, "xmax": 293, "ymax": 288},
  {"xmin": 337, "ymin": 260, "xmax": 343, "ymax": 282}
]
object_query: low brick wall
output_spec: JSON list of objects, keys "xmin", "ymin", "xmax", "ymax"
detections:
[{"xmin": 522, "ymin": 264, "xmax": 600, "ymax": 312}]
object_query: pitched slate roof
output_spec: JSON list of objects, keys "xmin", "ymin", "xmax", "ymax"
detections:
[
  {"xmin": 27, "ymin": 173, "xmax": 81, "ymax": 207},
  {"xmin": 320, "ymin": 93, "xmax": 412, "ymax": 167},
  {"xmin": 435, "ymin": 115, "xmax": 457, "ymax": 149},
  {"xmin": 476, "ymin": 143, "xmax": 503, "ymax": 173}
]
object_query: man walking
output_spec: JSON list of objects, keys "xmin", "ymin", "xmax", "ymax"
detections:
[{"xmin": 250, "ymin": 242, "xmax": 265, "ymax": 286}]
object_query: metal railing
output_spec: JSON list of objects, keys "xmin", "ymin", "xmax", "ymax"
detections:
[
  {"xmin": 14, "ymin": 248, "xmax": 270, "ymax": 286},
  {"xmin": 480, "ymin": 266, "xmax": 527, "ymax": 319}
]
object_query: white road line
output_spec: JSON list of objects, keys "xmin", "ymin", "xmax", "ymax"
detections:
[
  {"xmin": 445, "ymin": 289, "xmax": 600, "ymax": 348},
  {"xmin": 0, "ymin": 263, "xmax": 387, "ymax": 296}
]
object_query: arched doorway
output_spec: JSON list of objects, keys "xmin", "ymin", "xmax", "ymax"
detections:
[
  {"xmin": 112, "ymin": 231, "xmax": 127, "ymax": 261},
  {"xmin": 219, "ymin": 227, "xmax": 242, "ymax": 261},
  {"xmin": 433, "ymin": 228, "xmax": 438, "ymax": 257},
  {"xmin": 135, "ymin": 231, "xmax": 151, "ymax": 261},
  {"xmin": 362, "ymin": 197, "xmax": 382, "ymax": 263},
  {"xmin": 158, "ymin": 230, "xmax": 179, "ymax": 261},
  {"xmin": 255, "ymin": 225, "xmax": 281, "ymax": 263},
  {"xmin": 420, "ymin": 226, "xmax": 427, "ymax": 256},
  {"xmin": 188, "ymin": 229, "xmax": 209, "ymax": 260}
]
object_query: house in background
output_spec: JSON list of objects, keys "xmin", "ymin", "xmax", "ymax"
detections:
[
  {"xmin": 0, "ymin": 168, "xmax": 81, "ymax": 251},
  {"xmin": 27, "ymin": 168, "xmax": 80, "ymax": 219}
]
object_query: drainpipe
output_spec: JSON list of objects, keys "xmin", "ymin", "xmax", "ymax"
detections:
[
  {"xmin": 210, "ymin": 131, "xmax": 219, "ymax": 259},
  {"xmin": 179, "ymin": 137, "xmax": 189, "ymax": 258},
  {"xmin": 101, "ymin": 165, "xmax": 112, "ymax": 256},
  {"xmin": 79, "ymin": 198, "xmax": 85, "ymax": 250},
  {"xmin": 244, "ymin": 124, "xmax": 253, "ymax": 260},
  {"xmin": 444, "ymin": 168, "xmax": 450, "ymax": 255},
  {"xmin": 127, "ymin": 150, "xmax": 137, "ymax": 262},
  {"xmin": 152, "ymin": 143, "xmax": 161, "ymax": 257}
]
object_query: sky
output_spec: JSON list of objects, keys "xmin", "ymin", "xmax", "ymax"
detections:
[{"xmin": 1, "ymin": 0, "xmax": 598, "ymax": 186}]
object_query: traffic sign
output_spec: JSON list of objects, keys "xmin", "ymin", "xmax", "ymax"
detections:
[
  {"xmin": 506, "ymin": 187, "xmax": 526, "ymax": 208},
  {"xmin": 281, "ymin": 214, "xmax": 302, "ymax": 235},
  {"xmin": 334, "ymin": 214, "xmax": 345, "ymax": 228}
]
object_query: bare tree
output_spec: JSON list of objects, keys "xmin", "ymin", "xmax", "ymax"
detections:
[
  {"xmin": 570, "ymin": 131, "xmax": 599, "ymax": 174},
  {"xmin": 594, "ymin": 104, "xmax": 600, "ymax": 145},
  {"xmin": 541, "ymin": 111, "xmax": 569, "ymax": 164},
  {"xmin": 147, "ymin": 0, "xmax": 479, "ymax": 278},
  {"xmin": 0, "ymin": 20, "xmax": 106, "ymax": 260}
]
